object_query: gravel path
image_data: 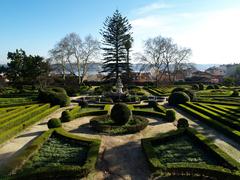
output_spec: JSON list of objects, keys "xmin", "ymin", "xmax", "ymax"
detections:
[
  {"xmin": 63, "ymin": 115, "xmax": 177, "ymax": 180},
  {"xmin": 0, "ymin": 106, "xmax": 73, "ymax": 167}
]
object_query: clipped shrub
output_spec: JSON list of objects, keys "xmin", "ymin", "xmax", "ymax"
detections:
[
  {"xmin": 214, "ymin": 84, "xmax": 220, "ymax": 89},
  {"xmin": 60, "ymin": 110, "xmax": 71, "ymax": 122},
  {"xmin": 206, "ymin": 85, "xmax": 214, "ymax": 89},
  {"xmin": 199, "ymin": 83, "xmax": 204, "ymax": 90},
  {"xmin": 231, "ymin": 90, "xmax": 239, "ymax": 97},
  {"xmin": 38, "ymin": 87, "xmax": 70, "ymax": 107},
  {"xmin": 47, "ymin": 118, "xmax": 62, "ymax": 129},
  {"xmin": 177, "ymin": 118, "xmax": 189, "ymax": 129},
  {"xmin": 192, "ymin": 84, "xmax": 199, "ymax": 90},
  {"xmin": 148, "ymin": 100, "xmax": 158, "ymax": 108},
  {"xmin": 165, "ymin": 109, "xmax": 176, "ymax": 122},
  {"xmin": 110, "ymin": 103, "xmax": 131, "ymax": 125},
  {"xmin": 79, "ymin": 100, "xmax": 88, "ymax": 108},
  {"xmin": 171, "ymin": 87, "xmax": 186, "ymax": 94},
  {"xmin": 171, "ymin": 87, "xmax": 195, "ymax": 100},
  {"xmin": 168, "ymin": 92, "xmax": 190, "ymax": 106}
]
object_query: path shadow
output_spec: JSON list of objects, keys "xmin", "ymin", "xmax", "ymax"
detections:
[
  {"xmin": 174, "ymin": 107, "xmax": 240, "ymax": 151},
  {"xmin": 69, "ymin": 122, "xmax": 99, "ymax": 135},
  {"xmin": 96, "ymin": 141, "xmax": 151, "ymax": 180},
  {"xmin": 38, "ymin": 122, "xmax": 47, "ymax": 125},
  {"xmin": 16, "ymin": 131, "xmax": 44, "ymax": 138}
]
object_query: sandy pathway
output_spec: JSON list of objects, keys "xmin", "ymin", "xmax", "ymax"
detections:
[
  {"xmin": 0, "ymin": 105, "xmax": 73, "ymax": 167},
  {"xmin": 63, "ymin": 115, "xmax": 177, "ymax": 180}
]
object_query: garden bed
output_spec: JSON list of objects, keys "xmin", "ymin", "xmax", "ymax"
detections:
[{"xmin": 142, "ymin": 128, "xmax": 240, "ymax": 179}]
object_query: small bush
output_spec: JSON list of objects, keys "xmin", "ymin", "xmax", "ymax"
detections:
[
  {"xmin": 60, "ymin": 110, "xmax": 71, "ymax": 122},
  {"xmin": 148, "ymin": 100, "xmax": 158, "ymax": 108},
  {"xmin": 231, "ymin": 90, "xmax": 239, "ymax": 97},
  {"xmin": 168, "ymin": 92, "xmax": 190, "ymax": 106},
  {"xmin": 165, "ymin": 110, "xmax": 176, "ymax": 122},
  {"xmin": 171, "ymin": 87, "xmax": 195, "ymax": 100},
  {"xmin": 47, "ymin": 118, "xmax": 62, "ymax": 129},
  {"xmin": 206, "ymin": 85, "xmax": 214, "ymax": 90},
  {"xmin": 192, "ymin": 84, "xmax": 199, "ymax": 90},
  {"xmin": 110, "ymin": 103, "xmax": 131, "ymax": 125},
  {"xmin": 199, "ymin": 83, "xmax": 204, "ymax": 90},
  {"xmin": 214, "ymin": 84, "xmax": 220, "ymax": 89},
  {"xmin": 177, "ymin": 118, "xmax": 189, "ymax": 129},
  {"xmin": 79, "ymin": 100, "xmax": 88, "ymax": 108}
]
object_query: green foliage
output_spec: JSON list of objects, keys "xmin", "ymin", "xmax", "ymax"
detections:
[
  {"xmin": 192, "ymin": 84, "xmax": 199, "ymax": 90},
  {"xmin": 110, "ymin": 103, "xmax": 131, "ymax": 125},
  {"xmin": 177, "ymin": 118, "xmax": 189, "ymax": 129},
  {"xmin": 5, "ymin": 49, "xmax": 50, "ymax": 88},
  {"xmin": 47, "ymin": 118, "xmax": 62, "ymax": 129},
  {"xmin": 168, "ymin": 92, "xmax": 190, "ymax": 106},
  {"xmin": 171, "ymin": 87, "xmax": 195, "ymax": 100},
  {"xmin": 78, "ymin": 100, "xmax": 88, "ymax": 108},
  {"xmin": 101, "ymin": 10, "xmax": 133, "ymax": 80},
  {"xmin": 231, "ymin": 90, "xmax": 239, "ymax": 97},
  {"xmin": 198, "ymin": 83, "xmax": 204, "ymax": 90},
  {"xmin": 38, "ymin": 87, "xmax": 70, "ymax": 107},
  {"xmin": 214, "ymin": 84, "xmax": 220, "ymax": 89},
  {"xmin": 165, "ymin": 110, "xmax": 176, "ymax": 122},
  {"xmin": 148, "ymin": 100, "xmax": 158, "ymax": 108},
  {"xmin": 60, "ymin": 110, "xmax": 71, "ymax": 122}
]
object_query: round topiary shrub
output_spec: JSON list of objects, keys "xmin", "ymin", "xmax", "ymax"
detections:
[
  {"xmin": 47, "ymin": 118, "xmax": 62, "ymax": 129},
  {"xmin": 165, "ymin": 109, "xmax": 176, "ymax": 122},
  {"xmin": 60, "ymin": 110, "xmax": 71, "ymax": 122},
  {"xmin": 206, "ymin": 85, "xmax": 214, "ymax": 89},
  {"xmin": 199, "ymin": 83, "xmax": 204, "ymax": 90},
  {"xmin": 171, "ymin": 87, "xmax": 195, "ymax": 101},
  {"xmin": 214, "ymin": 84, "xmax": 220, "ymax": 89},
  {"xmin": 231, "ymin": 90, "xmax": 239, "ymax": 97},
  {"xmin": 171, "ymin": 87, "xmax": 186, "ymax": 94},
  {"xmin": 168, "ymin": 92, "xmax": 190, "ymax": 106},
  {"xmin": 177, "ymin": 118, "xmax": 189, "ymax": 129},
  {"xmin": 148, "ymin": 100, "xmax": 158, "ymax": 108},
  {"xmin": 192, "ymin": 84, "xmax": 199, "ymax": 90},
  {"xmin": 110, "ymin": 103, "xmax": 131, "ymax": 125},
  {"xmin": 79, "ymin": 100, "xmax": 88, "ymax": 108}
]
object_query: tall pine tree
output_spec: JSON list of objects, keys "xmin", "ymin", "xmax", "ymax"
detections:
[{"xmin": 100, "ymin": 10, "xmax": 132, "ymax": 81}]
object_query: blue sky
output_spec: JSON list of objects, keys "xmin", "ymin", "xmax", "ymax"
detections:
[{"xmin": 0, "ymin": 0, "xmax": 240, "ymax": 64}]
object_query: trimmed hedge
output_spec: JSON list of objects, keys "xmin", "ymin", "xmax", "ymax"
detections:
[
  {"xmin": 178, "ymin": 104, "xmax": 240, "ymax": 142},
  {"xmin": 168, "ymin": 91, "xmax": 190, "ymax": 106},
  {"xmin": 165, "ymin": 109, "xmax": 176, "ymax": 122},
  {"xmin": 0, "ymin": 105, "xmax": 60, "ymax": 145},
  {"xmin": 0, "ymin": 128, "xmax": 100, "ymax": 179},
  {"xmin": 141, "ymin": 128, "xmax": 240, "ymax": 179},
  {"xmin": 47, "ymin": 118, "xmax": 62, "ymax": 129},
  {"xmin": 38, "ymin": 87, "xmax": 70, "ymax": 107},
  {"xmin": 110, "ymin": 103, "xmax": 131, "ymax": 125}
]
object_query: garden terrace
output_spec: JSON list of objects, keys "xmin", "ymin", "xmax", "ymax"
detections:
[
  {"xmin": 0, "ymin": 128, "xmax": 100, "ymax": 179},
  {"xmin": 142, "ymin": 128, "xmax": 240, "ymax": 179},
  {"xmin": 0, "ymin": 104, "xmax": 60, "ymax": 145},
  {"xmin": 178, "ymin": 102, "xmax": 240, "ymax": 142}
]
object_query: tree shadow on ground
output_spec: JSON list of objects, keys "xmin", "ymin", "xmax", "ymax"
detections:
[
  {"xmin": 16, "ymin": 131, "xmax": 44, "ymax": 138},
  {"xmin": 96, "ymin": 141, "xmax": 151, "ymax": 180}
]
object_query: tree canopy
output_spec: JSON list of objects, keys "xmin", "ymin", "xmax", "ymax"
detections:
[{"xmin": 100, "ymin": 10, "xmax": 133, "ymax": 81}]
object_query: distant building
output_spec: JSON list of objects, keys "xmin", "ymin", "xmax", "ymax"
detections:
[{"xmin": 205, "ymin": 66, "xmax": 225, "ymax": 76}]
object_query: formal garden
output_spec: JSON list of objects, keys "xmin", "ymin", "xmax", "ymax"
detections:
[{"xmin": 0, "ymin": 9, "xmax": 240, "ymax": 180}]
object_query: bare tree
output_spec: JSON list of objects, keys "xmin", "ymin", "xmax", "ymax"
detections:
[
  {"xmin": 137, "ymin": 35, "xmax": 192, "ymax": 86},
  {"xmin": 49, "ymin": 33, "xmax": 100, "ymax": 84}
]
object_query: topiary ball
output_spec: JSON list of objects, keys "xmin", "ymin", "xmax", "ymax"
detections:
[
  {"xmin": 47, "ymin": 118, "xmax": 62, "ymax": 129},
  {"xmin": 110, "ymin": 103, "xmax": 131, "ymax": 125},
  {"xmin": 165, "ymin": 109, "xmax": 176, "ymax": 122},
  {"xmin": 148, "ymin": 100, "xmax": 158, "ymax": 108},
  {"xmin": 60, "ymin": 110, "xmax": 71, "ymax": 122},
  {"xmin": 168, "ymin": 92, "xmax": 190, "ymax": 106},
  {"xmin": 199, "ymin": 83, "xmax": 204, "ymax": 90},
  {"xmin": 79, "ymin": 100, "xmax": 88, "ymax": 108},
  {"xmin": 192, "ymin": 84, "xmax": 199, "ymax": 90},
  {"xmin": 177, "ymin": 118, "xmax": 189, "ymax": 129},
  {"xmin": 231, "ymin": 90, "xmax": 239, "ymax": 97},
  {"xmin": 206, "ymin": 85, "xmax": 214, "ymax": 89}
]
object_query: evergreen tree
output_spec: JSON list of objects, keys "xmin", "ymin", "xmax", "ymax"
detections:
[{"xmin": 100, "ymin": 10, "xmax": 132, "ymax": 81}]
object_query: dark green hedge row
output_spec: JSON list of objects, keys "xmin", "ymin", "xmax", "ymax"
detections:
[
  {"xmin": 178, "ymin": 104, "xmax": 240, "ymax": 142},
  {"xmin": 0, "ymin": 104, "xmax": 40, "ymax": 126},
  {"xmin": 141, "ymin": 128, "xmax": 240, "ymax": 179},
  {"xmin": 185, "ymin": 102, "xmax": 240, "ymax": 131},
  {"xmin": 0, "ymin": 101, "xmax": 38, "ymax": 108},
  {"xmin": 0, "ymin": 105, "xmax": 59, "ymax": 145},
  {"xmin": 195, "ymin": 103, "xmax": 240, "ymax": 123},
  {"xmin": 0, "ymin": 128, "xmax": 100, "ymax": 179},
  {"xmin": 132, "ymin": 109, "xmax": 165, "ymax": 119},
  {"xmin": 193, "ymin": 99, "xmax": 240, "ymax": 106},
  {"xmin": 143, "ymin": 87, "xmax": 161, "ymax": 96},
  {"xmin": 0, "ymin": 104, "xmax": 50, "ymax": 132}
]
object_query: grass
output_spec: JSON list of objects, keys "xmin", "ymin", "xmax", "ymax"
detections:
[
  {"xmin": 21, "ymin": 134, "xmax": 89, "ymax": 171},
  {"xmin": 152, "ymin": 135, "xmax": 219, "ymax": 165}
]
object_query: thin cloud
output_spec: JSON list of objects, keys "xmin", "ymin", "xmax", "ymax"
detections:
[{"xmin": 135, "ymin": 1, "xmax": 173, "ymax": 15}]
